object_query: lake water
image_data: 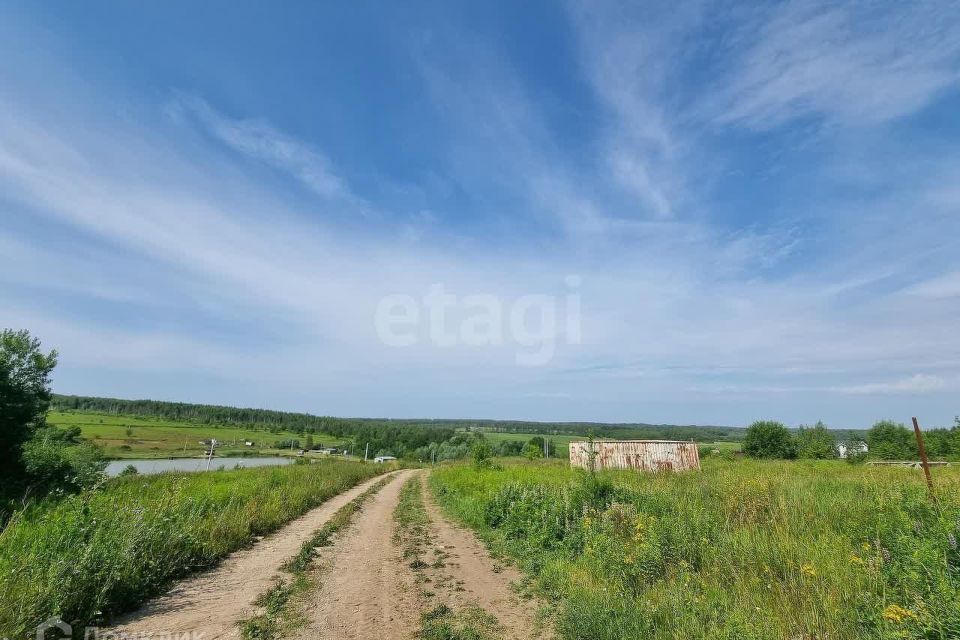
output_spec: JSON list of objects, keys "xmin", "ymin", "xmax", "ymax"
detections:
[{"xmin": 105, "ymin": 456, "xmax": 296, "ymax": 476}]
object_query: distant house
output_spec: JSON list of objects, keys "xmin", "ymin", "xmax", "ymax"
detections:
[
  {"xmin": 837, "ymin": 441, "xmax": 868, "ymax": 459},
  {"xmin": 244, "ymin": 440, "xmax": 255, "ymax": 447},
  {"xmin": 373, "ymin": 455, "xmax": 397, "ymax": 464},
  {"xmin": 317, "ymin": 447, "xmax": 340, "ymax": 455}
]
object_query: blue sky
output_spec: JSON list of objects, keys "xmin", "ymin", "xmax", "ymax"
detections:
[{"xmin": 2, "ymin": 1, "xmax": 959, "ymax": 427}]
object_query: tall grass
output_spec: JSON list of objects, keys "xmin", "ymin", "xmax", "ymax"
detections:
[
  {"xmin": 0, "ymin": 459, "xmax": 385, "ymax": 638},
  {"xmin": 430, "ymin": 459, "xmax": 960, "ymax": 639}
]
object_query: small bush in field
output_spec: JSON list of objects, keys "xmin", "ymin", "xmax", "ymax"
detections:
[{"xmin": 743, "ymin": 420, "xmax": 797, "ymax": 459}]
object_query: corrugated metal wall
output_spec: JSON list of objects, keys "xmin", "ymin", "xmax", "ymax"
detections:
[{"xmin": 569, "ymin": 440, "xmax": 701, "ymax": 472}]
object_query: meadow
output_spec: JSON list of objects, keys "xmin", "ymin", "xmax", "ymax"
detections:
[
  {"xmin": 0, "ymin": 458, "xmax": 387, "ymax": 639},
  {"xmin": 47, "ymin": 411, "xmax": 340, "ymax": 459},
  {"xmin": 431, "ymin": 458, "xmax": 960, "ymax": 640}
]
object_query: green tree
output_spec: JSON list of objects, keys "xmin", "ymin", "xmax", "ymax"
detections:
[
  {"xmin": 796, "ymin": 421, "xmax": 837, "ymax": 459},
  {"xmin": 866, "ymin": 420, "xmax": 916, "ymax": 460},
  {"xmin": 471, "ymin": 439, "xmax": 493, "ymax": 469},
  {"xmin": 522, "ymin": 442, "xmax": 543, "ymax": 460},
  {"xmin": 1, "ymin": 329, "xmax": 58, "ymax": 501},
  {"xmin": 305, "ymin": 434, "xmax": 315, "ymax": 450},
  {"xmin": 743, "ymin": 420, "xmax": 797, "ymax": 459}
]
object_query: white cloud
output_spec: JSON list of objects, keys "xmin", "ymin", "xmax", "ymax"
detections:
[
  {"xmin": 834, "ymin": 374, "xmax": 951, "ymax": 395},
  {"xmin": 171, "ymin": 95, "xmax": 361, "ymax": 205},
  {"xmin": 906, "ymin": 272, "xmax": 960, "ymax": 299},
  {"xmin": 704, "ymin": 0, "xmax": 960, "ymax": 129}
]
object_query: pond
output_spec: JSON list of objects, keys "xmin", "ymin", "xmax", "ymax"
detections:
[{"xmin": 105, "ymin": 456, "xmax": 296, "ymax": 476}]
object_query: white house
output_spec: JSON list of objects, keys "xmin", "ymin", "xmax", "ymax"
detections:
[
  {"xmin": 373, "ymin": 455, "xmax": 397, "ymax": 464},
  {"xmin": 837, "ymin": 441, "xmax": 868, "ymax": 459}
]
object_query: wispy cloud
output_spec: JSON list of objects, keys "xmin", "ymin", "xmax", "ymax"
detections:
[
  {"xmin": 834, "ymin": 374, "xmax": 952, "ymax": 395},
  {"xmin": 704, "ymin": 0, "xmax": 960, "ymax": 129},
  {"xmin": 170, "ymin": 95, "xmax": 362, "ymax": 206}
]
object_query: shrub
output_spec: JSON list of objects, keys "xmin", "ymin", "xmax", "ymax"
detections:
[
  {"xmin": 472, "ymin": 440, "xmax": 493, "ymax": 469},
  {"xmin": 866, "ymin": 420, "xmax": 917, "ymax": 460},
  {"xmin": 743, "ymin": 420, "xmax": 796, "ymax": 459},
  {"xmin": 796, "ymin": 421, "xmax": 837, "ymax": 459}
]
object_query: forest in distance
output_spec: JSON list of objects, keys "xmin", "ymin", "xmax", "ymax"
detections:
[{"xmin": 52, "ymin": 393, "xmax": 870, "ymax": 443}]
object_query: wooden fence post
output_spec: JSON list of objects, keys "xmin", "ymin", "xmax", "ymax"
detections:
[{"xmin": 911, "ymin": 417, "xmax": 936, "ymax": 501}]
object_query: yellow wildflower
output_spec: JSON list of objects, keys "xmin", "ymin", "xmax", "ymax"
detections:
[
  {"xmin": 849, "ymin": 554, "xmax": 865, "ymax": 566},
  {"xmin": 800, "ymin": 563, "xmax": 817, "ymax": 578},
  {"xmin": 882, "ymin": 604, "xmax": 915, "ymax": 624}
]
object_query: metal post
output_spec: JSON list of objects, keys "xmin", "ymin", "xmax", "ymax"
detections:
[{"xmin": 911, "ymin": 417, "xmax": 935, "ymax": 500}]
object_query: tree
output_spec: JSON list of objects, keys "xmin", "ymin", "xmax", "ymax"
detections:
[
  {"xmin": 471, "ymin": 439, "xmax": 493, "ymax": 469},
  {"xmin": 796, "ymin": 421, "xmax": 837, "ymax": 459},
  {"xmin": 866, "ymin": 420, "xmax": 917, "ymax": 460},
  {"xmin": 522, "ymin": 442, "xmax": 543, "ymax": 460},
  {"xmin": 1, "ymin": 329, "xmax": 58, "ymax": 500},
  {"xmin": 743, "ymin": 420, "xmax": 797, "ymax": 459},
  {"xmin": 305, "ymin": 434, "xmax": 315, "ymax": 450}
]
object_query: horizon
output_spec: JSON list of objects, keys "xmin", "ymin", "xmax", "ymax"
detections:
[
  {"xmin": 52, "ymin": 392, "xmax": 944, "ymax": 432},
  {"xmin": 3, "ymin": 2, "xmax": 960, "ymax": 426}
]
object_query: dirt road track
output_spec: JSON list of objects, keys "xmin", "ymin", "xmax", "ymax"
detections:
[
  {"xmin": 106, "ymin": 468, "xmax": 549, "ymax": 640},
  {"xmin": 293, "ymin": 469, "xmax": 421, "ymax": 640},
  {"xmin": 419, "ymin": 476, "xmax": 550, "ymax": 640},
  {"xmin": 106, "ymin": 472, "xmax": 400, "ymax": 640}
]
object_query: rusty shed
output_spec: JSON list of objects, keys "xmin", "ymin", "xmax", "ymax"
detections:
[{"xmin": 569, "ymin": 440, "xmax": 701, "ymax": 473}]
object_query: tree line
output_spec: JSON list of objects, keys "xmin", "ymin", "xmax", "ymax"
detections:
[{"xmin": 742, "ymin": 419, "xmax": 960, "ymax": 461}]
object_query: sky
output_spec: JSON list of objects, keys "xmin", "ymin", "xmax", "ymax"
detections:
[{"xmin": 1, "ymin": 1, "xmax": 959, "ymax": 428}]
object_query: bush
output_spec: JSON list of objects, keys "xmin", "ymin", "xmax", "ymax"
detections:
[
  {"xmin": 522, "ymin": 442, "xmax": 543, "ymax": 460},
  {"xmin": 743, "ymin": 421, "xmax": 796, "ymax": 459},
  {"xmin": 866, "ymin": 420, "xmax": 917, "ymax": 460},
  {"xmin": 472, "ymin": 440, "xmax": 494, "ymax": 469},
  {"xmin": 796, "ymin": 421, "xmax": 837, "ymax": 459}
]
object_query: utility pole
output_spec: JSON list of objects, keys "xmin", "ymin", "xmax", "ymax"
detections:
[
  {"xmin": 912, "ymin": 417, "xmax": 936, "ymax": 501},
  {"xmin": 364, "ymin": 442, "xmax": 369, "ymax": 462}
]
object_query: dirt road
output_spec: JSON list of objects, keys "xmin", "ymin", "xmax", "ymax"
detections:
[
  {"xmin": 293, "ymin": 469, "xmax": 421, "ymax": 640},
  {"xmin": 418, "ymin": 475, "xmax": 549, "ymax": 639},
  {"xmin": 106, "ymin": 472, "xmax": 400, "ymax": 639},
  {"xmin": 105, "ymin": 468, "xmax": 549, "ymax": 640}
]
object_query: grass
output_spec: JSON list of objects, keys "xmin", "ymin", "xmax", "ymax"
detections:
[
  {"xmin": 239, "ymin": 475, "xmax": 394, "ymax": 639},
  {"xmin": 0, "ymin": 459, "xmax": 387, "ymax": 639},
  {"xmin": 47, "ymin": 411, "xmax": 342, "ymax": 459},
  {"xmin": 470, "ymin": 432, "xmax": 580, "ymax": 456},
  {"xmin": 430, "ymin": 458, "xmax": 960, "ymax": 640}
]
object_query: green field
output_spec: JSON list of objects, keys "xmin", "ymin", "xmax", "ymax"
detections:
[
  {"xmin": 47, "ymin": 411, "xmax": 344, "ymax": 459},
  {"xmin": 467, "ymin": 431, "xmax": 580, "ymax": 455},
  {"xmin": 431, "ymin": 458, "xmax": 960, "ymax": 639},
  {"xmin": 0, "ymin": 458, "xmax": 388, "ymax": 638}
]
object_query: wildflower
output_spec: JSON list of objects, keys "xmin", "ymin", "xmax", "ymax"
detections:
[
  {"xmin": 948, "ymin": 533, "xmax": 958, "ymax": 551},
  {"xmin": 800, "ymin": 563, "xmax": 817, "ymax": 578},
  {"xmin": 849, "ymin": 554, "xmax": 865, "ymax": 566},
  {"xmin": 882, "ymin": 604, "xmax": 915, "ymax": 624}
]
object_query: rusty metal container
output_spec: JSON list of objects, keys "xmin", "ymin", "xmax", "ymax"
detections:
[{"xmin": 568, "ymin": 440, "xmax": 701, "ymax": 473}]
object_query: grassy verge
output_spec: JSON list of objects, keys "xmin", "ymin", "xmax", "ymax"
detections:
[
  {"xmin": 0, "ymin": 459, "xmax": 387, "ymax": 638},
  {"xmin": 393, "ymin": 476, "xmax": 503, "ymax": 640},
  {"xmin": 239, "ymin": 474, "xmax": 395, "ymax": 639},
  {"xmin": 430, "ymin": 458, "xmax": 960, "ymax": 640}
]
